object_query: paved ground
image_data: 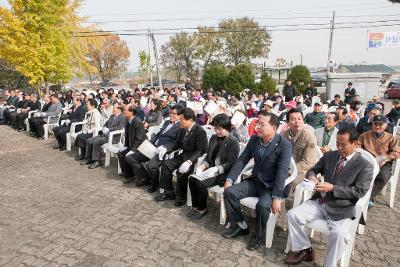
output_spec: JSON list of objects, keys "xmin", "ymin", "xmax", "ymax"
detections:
[{"xmin": 0, "ymin": 125, "xmax": 399, "ymax": 267}]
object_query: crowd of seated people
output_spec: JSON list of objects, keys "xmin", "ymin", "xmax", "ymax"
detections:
[{"xmin": 1, "ymin": 83, "xmax": 400, "ymax": 267}]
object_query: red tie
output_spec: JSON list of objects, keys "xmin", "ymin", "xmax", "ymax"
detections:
[
  {"xmin": 320, "ymin": 156, "xmax": 346, "ymax": 205},
  {"xmin": 334, "ymin": 156, "xmax": 346, "ymax": 176}
]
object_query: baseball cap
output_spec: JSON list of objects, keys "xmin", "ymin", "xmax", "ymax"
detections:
[
  {"xmin": 264, "ymin": 100, "xmax": 274, "ymax": 108},
  {"xmin": 372, "ymin": 115, "xmax": 387, "ymax": 123}
]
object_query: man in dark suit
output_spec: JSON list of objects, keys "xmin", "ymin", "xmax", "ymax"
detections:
[
  {"xmin": 285, "ymin": 127, "xmax": 374, "ymax": 266},
  {"xmin": 154, "ymin": 108, "xmax": 208, "ymax": 206},
  {"xmin": 0, "ymin": 89, "xmax": 18, "ymax": 123},
  {"xmin": 15, "ymin": 94, "xmax": 41, "ymax": 131},
  {"xmin": 29, "ymin": 94, "xmax": 63, "ymax": 139},
  {"xmin": 124, "ymin": 104, "xmax": 183, "ymax": 189},
  {"xmin": 335, "ymin": 107, "xmax": 355, "ymax": 130},
  {"xmin": 118, "ymin": 104, "xmax": 147, "ymax": 183},
  {"xmin": 85, "ymin": 105, "xmax": 126, "ymax": 168},
  {"xmin": 222, "ymin": 111, "xmax": 292, "ymax": 251},
  {"xmin": 344, "ymin": 82, "xmax": 356, "ymax": 104},
  {"xmin": 53, "ymin": 97, "xmax": 86, "ymax": 150}
]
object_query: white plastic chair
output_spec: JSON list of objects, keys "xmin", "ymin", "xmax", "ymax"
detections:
[
  {"xmin": 147, "ymin": 125, "xmax": 161, "ymax": 140},
  {"xmin": 240, "ymin": 158, "xmax": 297, "ymax": 248},
  {"xmin": 286, "ymin": 149, "xmax": 379, "ymax": 267},
  {"xmin": 66, "ymin": 120, "xmax": 87, "ymax": 151},
  {"xmin": 382, "ymin": 158, "xmax": 400, "ymax": 208},
  {"xmin": 24, "ymin": 110, "xmax": 39, "ymax": 132},
  {"xmin": 44, "ymin": 114, "xmax": 62, "ymax": 140},
  {"xmin": 103, "ymin": 129, "xmax": 125, "ymax": 174},
  {"xmin": 304, "ymin": 124, "xmax": 315, "ymax": 134}
]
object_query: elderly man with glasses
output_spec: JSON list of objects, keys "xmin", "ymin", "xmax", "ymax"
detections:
[{"xmin": 358, "ymin": 115, "xmax": 400, "ymax": 208}]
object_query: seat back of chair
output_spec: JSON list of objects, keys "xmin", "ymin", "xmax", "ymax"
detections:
[
  {"xmin": 316, "ymin": 146, "xmax": 323, "ymax": 159},
  {"xmin": 285, "ymin": 157, "xmax": 298, "ymax": 187},
  {"xmin": 354, "ymin": 149, "xmax": 379, "ymax": 220},
  {"xmin": 239, "ymin": 142, "xmax": 246, "ymax": 155}
]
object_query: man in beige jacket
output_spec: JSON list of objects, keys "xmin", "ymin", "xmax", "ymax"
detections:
[{"xmin": 283, "ymin": 109, "xmax": 319, "ymax": 188}]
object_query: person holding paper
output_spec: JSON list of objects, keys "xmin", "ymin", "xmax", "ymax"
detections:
[
  {"xmin": 155, "ymin": 108, "xmax": 208, "ymax": 206},
  {"xmin": 125, "ymin": 105, "xmax": 183, "ymax": 190},
  {"xmin": 222, "ymin": 111, "xmax": 292, "ymax": 251},
  {"xmin": 285, "ymin": 127, "xmax": 373, "ymax": 266},
  {"xmin": 84, "ymin": 105, "xmax": 126, "ymax": 169},
  {"xmin": 187, "ymin": 114, "xmax": 240, "ymax": 220},
  {"xmin": 118, "ymin": 104, "xmax": 147, "ymax": 184}
]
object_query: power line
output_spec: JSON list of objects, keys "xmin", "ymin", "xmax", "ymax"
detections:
[
  {"xmin": 73, "ymin": 22, "xmax": 400, "ymax": 38},
  {"xmin": 76, "ymin": 18, "xmax": 400, "ymax": 34}
]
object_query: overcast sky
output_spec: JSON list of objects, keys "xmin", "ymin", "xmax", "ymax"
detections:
[{"xmin": 1, "ymin": 0, "xmax": 400, "ymax": 70}]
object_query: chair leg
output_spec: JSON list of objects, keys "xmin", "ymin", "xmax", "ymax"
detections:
[
  {"xmin": 220, "ymin": 194, "xmax": 226, "ymax": 225},
  {"xmin": 104, "ymin": 152, "xmax": 111, "ymax": 167},
  {"xmin": 265, "ymin": 213, "xmax": 277, "ymax": 248},
  {"xmin": 66, "ymin": 133, "xmax": 71, "ymax": 151},
  {"xmin": 25, "ymin": 119, "xmax": 29, "ymax": 132},
  {"xmin": 44, "ymin": 125, "xmax": 48, "ymax": 140},
  {"xmin": 390, "ymin": 175, "xmax": 398, "ymax": 208},
  {"xmin": 187, "ymin": 183, "xmax": 192, "ymax": 207},
  {"xmin": 285, "ymin": 235, "xmax": 291, "ymax": 254},
  {"xmin": 117, "ymin": 159, "xmax": 122, "ymax": 174}
]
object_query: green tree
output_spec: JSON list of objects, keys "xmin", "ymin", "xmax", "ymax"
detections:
[
  {"xmin": 225, "ymin": 64, "xmax": 256, "ymax": 96},
  {"xmin": 257, "ymin": 73, "xmax": 276, "ymax": 96},
  {"xmin": 0, "ymin": 59, "xmax": 31, "ymax": 91},
  {"xmin": 219, "ymin": 17, "xmax": 271, "ymax": 65},
  {"xmin": 194, "ymin": 27, "xmax": 222, "ymax": 68},
  {"xmin": 287, "ymin": 65, "xmax": 312, "ymax": 94},
  {"xmin": 202, "ymin": 62, "xmax": 228, "ymax": 91},
  {"xmin": 0, "ymin": 0, "xmax": 83, "ymax": 92},
  {"xmin": 138, "ymin": 50, "xmax": 151, "ymax": 79}
]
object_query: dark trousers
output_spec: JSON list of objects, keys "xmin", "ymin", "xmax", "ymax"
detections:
[
  {"xmin": 189, "ymin": 175, "xmax": 222, "ymax": 210},
  {"xmin": 85, "ymin": 136, "xmax": 107, "ymax": 161},
  {"xmin": 53, "ymin": 124, "xmax": 71, "ymax": 147},
  {"xmin": 159, "ymin": 156, "xmax": 194, "ymax": 201},
  {"xmin": 371, "ymin": 161, "xmax": 392, "ymax": 199},
  {"xmin": 2, "ymin": 109, "xmax": 12, "ymax": 124},
  {"xmin": 75, "ymin": 133, "xmax": 92, "ymax": 155},
  {"xmin": 10, "ymin": 111, "xmax": 18, "ymax": 127},
  {"xmin": 224, "ymin": 177, "xmax": 272, "ymax": 238},
  {"xmin": 125, "ymin": 152, "xmax": 163, "ymax": 188},
  {"xmin": 118, "ymin": 149, "xmax": 134, "ymax": 178},
  {"xmin": 29, "ymin": 117, "xmax": 46, "ymax": 137},
  {"xmin": 15, "ymin": 112, "xmax": 28, "ymax": 130}
]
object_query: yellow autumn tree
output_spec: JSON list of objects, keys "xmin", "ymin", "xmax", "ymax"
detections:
[{"xmin": 0, "ymin": 0, "xmax": 83, "ymax": 92}]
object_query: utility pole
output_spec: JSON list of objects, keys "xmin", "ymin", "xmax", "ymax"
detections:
[
  {"xmin": 147, "ymin": 30, "xmax": 153, "ymax": 87},
  {"xmin": 300, "ymin": 54, "xmax": 303, "ymax": 65},
  {"xmin": 326, "ymin": 10, "xmax": 335, "ymax": 99},
  {"xmin": 150, "ymin": 33, "xmax": 163, "ymax": 89},
  {"xmin": 327, "ymin": 10, "xmax": 335, "ymax": 77}
]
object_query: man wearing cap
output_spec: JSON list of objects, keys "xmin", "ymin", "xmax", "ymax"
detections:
[
  {"xmin": 263, "ymin": 100, "xmax": 275, "ymax": 113},
  {"xmin": 344, "ymin": 82, "xmax": 356, "ymax": 104},
  {"xmin": 356, "ymin": 107, "xmax": 392, "ymax": 135},
  {"xmin": 304, "ymin": 103, "xmax": 325, "ymax": 129},
  {"xmin": 358, "ymin": 115, "xmax": 400, "ymax": 207}
]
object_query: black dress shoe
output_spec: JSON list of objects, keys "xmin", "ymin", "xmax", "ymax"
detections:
[
  {"xmin": 59, "ymin": 146, "xmax": 66, "ymax": 151},
  {"xmin": 123, "ymin": 177, "xmax": 134, "ymax": 184},
  {"xmin": 37, "ymin": 136, "xmax": 45, "ymax": 140},
  {"xmin": 174, "ymin": 199, "xmax": 186, "ymax": 207},
  {"xmin": 80, "ymin": 160, "xmax": 92, "ymax": 165},
  {"xmin": 222, "ymin": 225, "xmax": 249, "ymax": 238},
  {"xmin": 53, "ymin": 145, "xmax": 61, "ymax": 149},
  {"xmin": 247, "ymin": 234, "xmax": 262, "ymax": 251},
  {"xmin": 192, "ymin": 210, "xmax": 208, "ymax": 220},
  {"xmin": 155, "ymin": 193, "xmax": 176, "ymax": 202},
  {"xmin": 88, "ymin": 161, "xmax": 103, "ymax": 169},
  {"xmin": 17, "ymin": 128, "xmax": 23, "ymax": 132},
  {"xmin": 75, "ymin": 155, "xmax": 85, "ymax": 161},
  {"xmin": 186, "ymin": 209, "xmax": 197, "ymax": 218},
  {"xmin": 136, "ymin": 178, "xmax": 151, "ymax": 187},
  {"xmin": 147, "ymin": 186, "xmax": 158, "ymax": 193}
]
